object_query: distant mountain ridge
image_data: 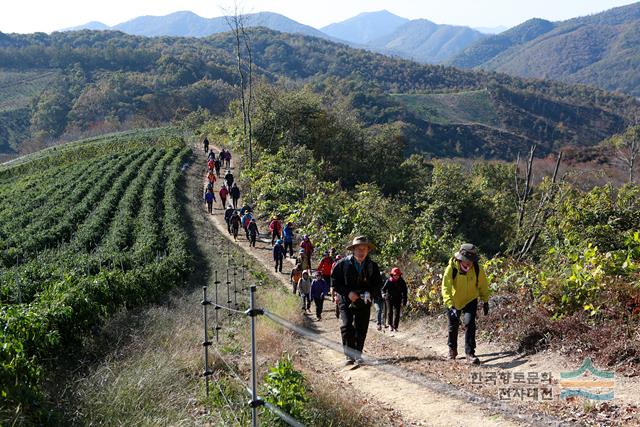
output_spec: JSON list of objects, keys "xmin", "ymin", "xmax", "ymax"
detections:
[
  {"xmin": 65, "ymin": 10, "xmax": 332, "ymax": 40},
  {"xmin": 449, "ymin": 2, "xmax": 640, "ymax": 96},
  {"xmin": 63, "ymin": 9, "xmax": 489, "ymax": 64}
]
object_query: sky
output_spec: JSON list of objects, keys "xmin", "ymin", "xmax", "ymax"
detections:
[{"xmin": 1, "ymin": 0, "xmax": 637, "ymax": 33}]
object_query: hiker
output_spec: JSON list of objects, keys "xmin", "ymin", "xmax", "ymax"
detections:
[
  {"xmin": 206, "ymin": 181, "xmax": 214, "ymax": 193},
  {"xmin": 214, "ymin": 157, "xmax": 222, "ymax": 177},
  {"xmin": 204, "ymin": 188, "xmax": 215, "ymax": 214},
  {"xmin": 224, "ymin": 205, "xmax": 234, "ymax": 234},
  {"xmin": 219, "ymin": 185, "xmax": 229, "ymax": 210},
  {"xmin": 290, "ymin": 257, "xmax": 304, "ymax": 293},
  {"xmin": 224, "ymin": 170, "xmax": 234, "ymax": 188},
  {"xmin": 229, "ymin": 210, "xmax": 241, "ymax": 241},
  {"xmin": 442, "ymin": 243, "xmax": 491, "ymax": 365},
  {"xmin": 331, "ymin": 236, "xmax": 382, "ymax": 365},
  {"xmin": 310, "ymin": 271, "xmax": 327, "ymax": 320},
  {"xmin": 331, "ymin": 254, "xmax": 343, "ymax": 319},
  {"xmin": 240, "ymin": 203, "xmax": 252, "ymax": 216},
  {"xmin": 241, "ymin": 211, "xmax": 253, "ymax": 240},
  {"xmin": 203, "ymin": 137, "xmax": 209, "ymax": 153},
  {"xmin": 317, "ymin": 251, "xmax": 334, "ymax": 287},
  {"xmin": 207, "ymin": 149, "xmax": 215, "ymax": 161},
  {"xmin": 230, "ymin": 183, "xmax": 240, "ymax": 209},
  {"xmin": 269, "ymin": 216, "xmax": 282, "ymax": 246},
  {"xmin": 207, "ymin": 158, "xmax": 215, "ymax": 172},
  {"xmin": 273, "ymin": 239, "xmax": 285, "ymax": 273},
  {"xmin": 225, "ymin": 150, "xmax": 232, "ymax": 169},
  {"xmin": 207, "ymin": 169, "xmax": 216, "ymax": 186},
  {"xmin": 282, "ymin": 222, "xmax": 295, "ymax": 257},
  {"xmin": 382, "ymin": 267, "xmax": 408, "ymax": 332},
  {"xmin": 297, "ymin": 270, "xmax": 312, "ymax": 314},
  {"xmin": 300, "ymin": 235, "xmax": 314, "ymax": 270},
  {"xmin": 248, "ymin": 218, "xmax": 259, "ymax": 248}
]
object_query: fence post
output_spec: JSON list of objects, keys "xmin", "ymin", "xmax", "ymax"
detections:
[
  {"xmin": 214, "ymin": 270, "xmax": 221, "ymax": 342},
  {"xmin": 201, "ymin": 286, "xmax": 213, "ymax": 398},
  {"xmin": 226, "ymin": 269, "xmax": 232, "ymax": 324},
  {"xmin": 247, "ymin": 285, "xmax": 264, "ymax": 427},
  {"xmin": 233, "ymin": 267, "xmax": 238, "ymax": 309}
]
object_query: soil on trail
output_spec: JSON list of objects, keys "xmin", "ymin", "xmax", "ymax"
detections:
[{"xmin": 195, "ymin": 144, "xmax": 640, "ymax": 426}]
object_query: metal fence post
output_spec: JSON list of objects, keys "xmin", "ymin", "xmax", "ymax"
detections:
[
  {"xmin": 214, "ymin": 270, "xmax": 221, "ymax": 342},
  {"xmin": 233, "ymin": 267, "xmax": 238, "ymax": 309},
  {"xmin": 226, "ymin": 269, "xmax": 232, "ymax": 324},
  {"xmin": 247, "ymin": 285, "xmax": 264, "ymax": 427},
  {"xmin": 201, "ymin": 286, "xmax": 213, "ymax": 398}
]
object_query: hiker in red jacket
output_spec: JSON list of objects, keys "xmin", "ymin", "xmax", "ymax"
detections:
[
  {"xmin": 269, "ymin": 216, "xmax": 283, "ymax": 246},
  {"xmin": 300, "ymin": 235, "xmax": 314, "ymax": 270},
  {"xmin": 317, "ymin": 251, "xmax": 334, "ymax": 285},
  {"xmin": 219, "ymin": 185, "xmax": 229, "ymax": 210}
]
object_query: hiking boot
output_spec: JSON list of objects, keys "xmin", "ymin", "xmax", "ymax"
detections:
[
  {"xmin": 448, "ymin": 349, "xmax": 458, "ymax": 360},
  {"xmin": 343, "ymin": 358, "xmax": 355, "ymax": 366},
  {"xmin": 376, "ymin": 324, "xmax": 382, "ymax": 331},
  {"xmin": 354, "ymin": 357, "xmax": 365, "ymax": 366},
  {"xmin": 466, "ymin": 354, "xmax": 480, "ymax": 365}
]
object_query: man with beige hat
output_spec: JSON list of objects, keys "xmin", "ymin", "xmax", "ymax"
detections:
[{"xmin": 331, "ymin": 236, "xmax": 383, "ymax": 365}]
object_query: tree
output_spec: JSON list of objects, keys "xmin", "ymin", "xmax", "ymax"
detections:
[{"xmin": 610, "ymin": 125, "xmax": 640, "ymax": 184}]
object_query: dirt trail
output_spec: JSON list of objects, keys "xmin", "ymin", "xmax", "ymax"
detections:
[{"xmin": 195, "ymin": 144, "xmax": 639, "ymax": 426}]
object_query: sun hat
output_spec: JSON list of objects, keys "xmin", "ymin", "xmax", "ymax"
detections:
[
  {"xmin": 346, "ymin": 236, "xmax": 375, "ymax": 251},
  {"xmin": 390, "ymin": 267, "xmax": 402, "ymax": 276},
  {"xmin": 454, "ymin": 243, "xmax": 479, "ymax": 263}
]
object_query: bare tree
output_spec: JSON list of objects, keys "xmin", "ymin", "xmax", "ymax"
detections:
[
  {"xmin": 611, "ymin": 125, "xmax": 639, "ymax": 184},
  {"xmin": 224, "ymin": 1, "xmax": 254, "ymax": 168},
  {"xmin": 513, "ymin": 146, "xmax": 564, "ymax": 260}
]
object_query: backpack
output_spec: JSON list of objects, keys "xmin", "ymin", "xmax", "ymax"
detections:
[{"xmin": 451, "ymin": 258, "xmax": 479, "ymax": 287}]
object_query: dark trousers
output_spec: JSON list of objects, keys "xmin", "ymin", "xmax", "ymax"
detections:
[
  {"xmin": 226, "ymin": 219, "xmax": 231, "ymax": 234},
  {"xmin": 274, "ymin": 257, "xmax": 283, "ymax": 272},
  {"xmin": 313, "ymin": 297, "xmax": 324, "ymax": 318},
  {"xmin": 271, "ymin": 230, "xmax": 281, "ymax": 245},
  {"xmin": 447, "ymin": 299, "xmax": 478, "ymax": 355},
  {"xmin": 206, "ymin": 201, "xmax": 213, "ymax": 214},
  {"xmin": 232, "ymin": 196, "xmax": 239, "ymax": 209},
  {"xmin": 386, "ymin": 299, "xmax": 402, "ymax": 330},
  {"xmin": 339, "ymin": 299, "xmax": 371, "ymax": 360},
  {"xmin": 301, "ymin": 293, "xmax": 311, "ymax": 310},
  {"xmin": 250, "ymin": 234, "xmax": 257, "ymax": 247},
  {"xmin": 220, "ymin": 196, "xmax": 227, "ymax": 209},
  {"xmin": 232, "ymin": 225, "xmax": 239, "ymax": 239},
  {"xmin": 284, "ymin": 240, "xmax": 293, "ymax": 257}
]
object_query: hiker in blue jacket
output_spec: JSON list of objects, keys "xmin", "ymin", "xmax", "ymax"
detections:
[
  {"xmin": 310, "ymin": 271, "xmax": 327, "ymax": 320},
  {"xmin": 283, "ymin": 222, "xmax": 295, "ymax": 258}
]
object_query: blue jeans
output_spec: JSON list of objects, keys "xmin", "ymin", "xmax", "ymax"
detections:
[{"xmin": 374, "ymin": 298, "xmax": 385, "ymax": 326}]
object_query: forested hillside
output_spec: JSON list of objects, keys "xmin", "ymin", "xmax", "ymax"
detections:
[
  {"xmin": 450, "ymin": 2, "xmax": 640, "ymax": 97},
  {"xmin": 0, "ymin": 28, "xmax": 638, "ymax": 159}
]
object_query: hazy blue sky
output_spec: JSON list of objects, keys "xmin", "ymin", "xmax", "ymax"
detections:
[{"xmin": 1, "ymin": 0, "xmax": 637, "ymax": 33}]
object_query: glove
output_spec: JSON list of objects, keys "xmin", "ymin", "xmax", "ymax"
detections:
[
  {"xmin": 483, "ymin": 302, "xmax": 489, "ymax": 316},
  {"xmin": 449, "ymin": 308, "xmax": 459, "ymax": 321}
]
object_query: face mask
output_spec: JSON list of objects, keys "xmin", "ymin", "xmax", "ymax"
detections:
[{"xmin": 459, "ymin": 262, "xmax": 471, "ymax": 273}]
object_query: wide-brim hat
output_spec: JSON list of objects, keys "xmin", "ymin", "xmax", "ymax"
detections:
[
  {"xmin": 346, "ymin": 235, "xmax": 376, "ymax": 251},
  {"xmin": 454, "ymin": 243, "xmax": 479, "ymax": 263}
]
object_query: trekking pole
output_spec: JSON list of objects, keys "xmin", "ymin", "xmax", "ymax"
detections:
[
  {"xmin": 226, "ymin": 269, "xmax": 232, "ymax": 324},
  {"xmin": 233, "ymin": 267, "xmax": 238, "ymax": 309},
  {"xmin": 247, "ymin": 285, "xmax": 264, "ymax": 427},
  {"xmin": 201, "ymin": 287, "xmax": 213, "ymax": 398},
  {"xmin": 214, "ymin": 270, "xmax": 221, "ymax": 343}
]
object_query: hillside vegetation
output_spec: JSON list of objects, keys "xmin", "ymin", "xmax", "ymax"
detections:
[{"xmin": 0, "ymin": 28, "xmax": 637, "ymax": 161}]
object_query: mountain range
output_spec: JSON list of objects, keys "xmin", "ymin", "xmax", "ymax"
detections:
[
  {"xmin": 62, "ymin": 10, "xmax": 488, "ymax": 64},
  {"xmin": 450, "ymin": 2, "xmax": 640, "ymax": 97}
]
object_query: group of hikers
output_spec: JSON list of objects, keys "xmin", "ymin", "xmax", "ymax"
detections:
[
  {"xmin": 203, "ymin": 140, "xmax": 241, "ymax": 215},
  {"xmin": 201, "ymin": 139, "xmax": 491, "ymax": 367}
]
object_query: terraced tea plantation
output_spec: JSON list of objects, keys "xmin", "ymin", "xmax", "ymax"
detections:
[{"xmin": 0, "ymin": 129, "xmax": 192, "ymax": 418}]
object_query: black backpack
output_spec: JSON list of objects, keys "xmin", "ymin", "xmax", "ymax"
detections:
[{"xmin": 451, "ymin": 258, "xmax": 480, "ymax": 287}]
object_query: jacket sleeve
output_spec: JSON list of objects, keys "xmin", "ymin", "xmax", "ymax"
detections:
[
  {"xmin": 331, "ymin": 260, "xmax": 346, "ymax": 296},
  {"xmin": 478, "ymin": 266, "xmax": 490, "ymax": 303},
  {"xmin": 401, "ymin": 278, "xmax": 408, "ymax": 306},
  {"xmin": 441, "ymin": 264, "xmax": 454, "ymax": 309}
]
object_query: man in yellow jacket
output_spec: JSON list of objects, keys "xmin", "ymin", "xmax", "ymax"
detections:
[{"xmin": 441, "ymin": 243, "xmax": 490, "ymax": 364}]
